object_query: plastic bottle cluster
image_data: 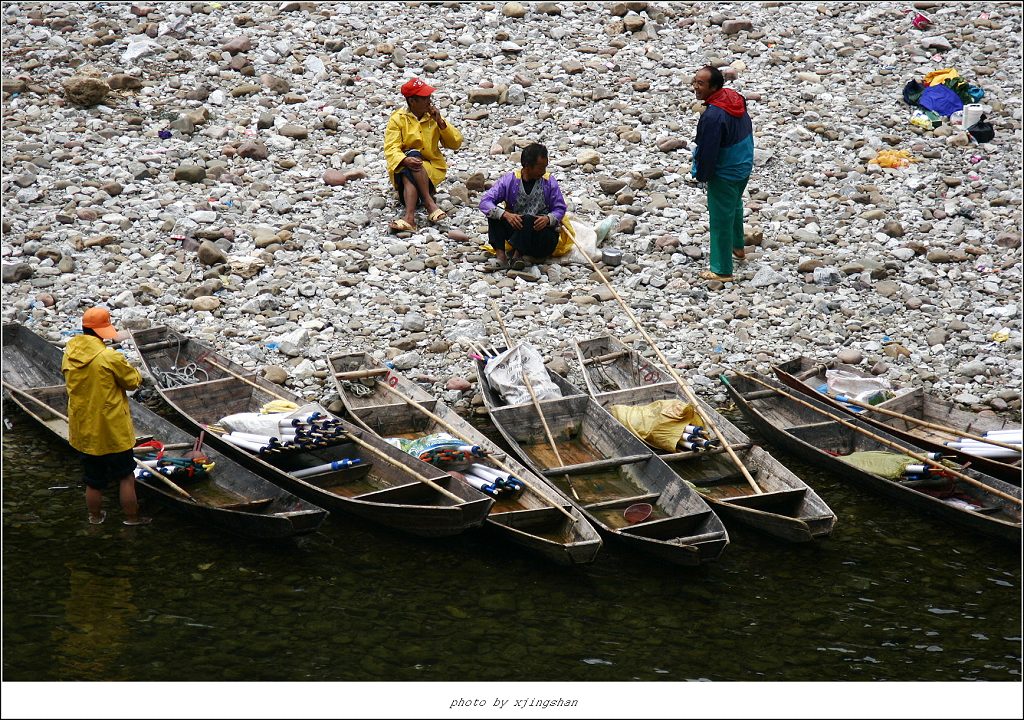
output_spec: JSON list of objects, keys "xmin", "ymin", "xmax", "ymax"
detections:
[
  {"xmin": 457, "ymin": 463, "xmax": 524, "ymax": 498},
  {"xmin": 218, "ymin": 413, "xmax": 348, "ymax": 456},
  {"xmin": 678, "ymin": 424, "xmax": 720, "ymax": 452},
  {"xmin": 944, "ymin": 429, "xmax": 1023, "ymax": 460}
]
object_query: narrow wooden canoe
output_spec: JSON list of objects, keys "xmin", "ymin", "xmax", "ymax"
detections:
[
  {"xmin": 1, "ymin": 323, "xmax": 328, "ymax": 539},
  {"xmin": 328, "ymin": 352, "xmax": 603, "ymax": 565},
  {"xmin": 720, "ymin": 370, "xmax": 1022, "ymax": 544},
  {"xmin": 573, "ymin": 336, "xmax": 837, "ymax": 542},
  {"xmin": 131, "ymin": 325, "xmax": 493, "ymax": 538},
  {"xmin": 773, "ymin": 356, "xmax": 1022, "ymax": 486},
  {"xmin": 474, "ymin": 346, "xmax": 729, "ymax": 566}
]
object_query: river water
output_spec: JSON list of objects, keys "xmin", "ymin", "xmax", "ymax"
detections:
[{"xmin": 2, "ymin": 399, "xmax": 1020, "ymax": 711}]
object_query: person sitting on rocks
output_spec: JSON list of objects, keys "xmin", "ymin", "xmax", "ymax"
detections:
[
  {"xmin": 384, "ymin": 77, "xmax": 463, "ymax": 234},
  {"xmin": 478, "ymin": 143, "xmax": 567, "ymax": 271}
]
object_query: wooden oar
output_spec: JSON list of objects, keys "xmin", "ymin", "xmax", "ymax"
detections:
[
  {"xmin": 824, "ymin": 394, "xmax": 1022, "ymax": 453},
  {"xmin": 487, "ymin": 300, "xmax": 580, "ymax": 500},
  {"xmin": 194, "ymin": 354, "xmax": 466, "ymax": 504},
  {"xmin": 1, "ymin": 380, "xmax": 197, "ymax": 502},
  {"xmin": 567, "ymin": 244, "xmax": 762, "ymax": 494},
  {"xmin": 727, "ymin": 371, "xmax": 1022, "ymax": 506},
  {"xmin": 371, "ymin": 377, "xmax": 578, "ymax": 523}
]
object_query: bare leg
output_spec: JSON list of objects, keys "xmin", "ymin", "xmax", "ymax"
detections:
[
  {"xmin": 86, "ymin": 486, "xmax": 104, "ymax": 523},
  {"xmin": 407, "ymin": 166, "xmax": 439, "ymax": 215},
  {"xmin": 118, "ymin": 474, "xmax": 141, "ymax": 523},
  {"xmin": 401, "ymin": 176, "xmax": 419, "ymax": 227}
]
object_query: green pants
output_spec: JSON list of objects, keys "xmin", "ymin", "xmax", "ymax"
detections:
[{"xmin": 707, "ymin": 175, "xmax": 749, "ymax": 276}]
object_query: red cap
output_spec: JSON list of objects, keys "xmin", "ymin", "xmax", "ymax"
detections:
[
  {"xmin": 400, "ymin": 77, "xmax": 435, "ymax": 97},
  {"xmin": 81, "ymin": 306, "xmax": 118, "ymax": 340}
]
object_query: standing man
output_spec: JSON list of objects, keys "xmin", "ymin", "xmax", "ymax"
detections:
[
  {"xmin": 690, "ymin": 65, "xmax": 754, "ymax": 283},
  {"xmin": 384, "ymin": 77, "xmax": 463, "ymax": 233},
  {"xmin": 478, "ymin": 142, "xmax": 568, "ymax": 270},
  {"xmin": 61, "ymin": 307, "xmax": 150, "ymax": 526}
]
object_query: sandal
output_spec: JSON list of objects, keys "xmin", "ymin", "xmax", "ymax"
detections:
[
  {"xmin": 88, "ymin": 511, "xmax": 107, "ymax": 525},
  {"xmin": 427, "ymin": 209, "xmax": 447, "ymax": 224},
  {"xmin": 699, "ymin": 270, "xmax": 733, "ymax": 282},
  {"xmin": 389, "ymin": 219, "xmax": 416, "ymax": 233},
  {"xmin": 732, "ymin": 249, "xmax": 746, "ymax": 261},
  {"xmin": 510, "ymin": 259, "xmax": 527, "ymax": 271},
  {"xmin": 123, "ymin": 516, "xmax": 153, "ymax": 526},
  {"xmin": 483, "ymin": 257, "xmax": 507, "ymax": 272}
]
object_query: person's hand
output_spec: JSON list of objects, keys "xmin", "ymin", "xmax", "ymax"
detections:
[
  {"xmin": 533, "ymin": 215, "xmax": 550, "ymax": 231},
  {"xmin": 402, "ymin": 155, "xmax": 423, "ymax": 170},
  {"xmin": 504, "ymin": 212, "xmax": 523, "ymax": 229},
  {"xmin": 428, "ymin": 103, "xmax": 442, "ymax": 122}
]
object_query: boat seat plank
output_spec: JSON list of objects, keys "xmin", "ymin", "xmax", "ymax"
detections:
[
  {"xmin": 217, "ymin": 497, "xmax": 274, "ymax": 512},
  {"xmin": 741, "ymin": 389, "xmax": 779, "ymax": 401},
  {"xmin": 721, "ymin": 488, "xmax": 808, "ymax": 509},
  {"xmin": 334, "ymin": 368, "xmax": 390, "ymax": 380},
  {"xmin": 582, "ymin": 349, "xmax": 632, "ymax": 366},
  {"xmin": 675, "ymin": 530, "xmax": 727, "ymax": 545},
  {"xmin": 690, "ymin": 470, "xmax": 759, "ymax": 488},
  {"xmin": 135, "ymin": 338, "xmax": 187, "ymax": 353},
  {"xmin": 583, "ymin": 492, "xmax": 661, "ymax": 510},
  {"xmin": 294, "ymin": 464, "xmax": 371, "ymax": 488},
  {"xmin": 353, "ymin": 480, "xmax": 457, "ymax": 504},
  {"xmin": 541, "ymin": 453, "xmax": 652, "ymax": 477},
  {"xmin": 786, "ymin": 421, "xmax": 837, "ymax": 432},
  {"xmin": 618, "ymin": 511, "xmax": 714, "ymax": 540},
  {"xmin": 161, "ymin": 375, "xmax": 257, "ymax": 393},
  {"xmin": 660, "ymin": 443, "xmax": 752, "ymax": 462},
  {"xmin": 897, "ymin": 477, "xmax": 952, "ymax": 489}
]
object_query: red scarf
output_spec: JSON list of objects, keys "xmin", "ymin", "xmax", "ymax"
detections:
[{"xmin": 706, "ymin": 88, "xmax": 747, "ymax": 117}]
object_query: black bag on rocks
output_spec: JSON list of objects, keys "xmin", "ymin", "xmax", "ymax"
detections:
[{"xmin": 967, "ymin": 115, "xmax": 995, "ymax": 143}]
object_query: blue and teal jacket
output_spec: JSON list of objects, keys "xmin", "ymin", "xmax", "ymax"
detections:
[{"xmin": 691, "ymin": 88, "xmax": 754, "ymax": 183}]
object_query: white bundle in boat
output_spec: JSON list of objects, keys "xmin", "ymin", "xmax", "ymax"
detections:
[
  {"xmin": 219, "ymin": 402, "xmax": 334, "ymax": 435},
  {"xmin": 825, "ymin": 370, "xmax": 892, "ymax": 399},
  {"xmin": 484, "ymin": 343, "xmax": 562, "ymax": 406}
]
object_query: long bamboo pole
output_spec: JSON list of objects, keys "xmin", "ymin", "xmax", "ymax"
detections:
[
  {"xmin": 487, "ymin": 301, "xmax": 580, "ymax": 500},
  {"xmin": 1, "ymin": 380, "xmax": 197, "ymax": 502},
  {"xmin": 570, "ymin": 243, "xmax": 761, "ymax": 493},
  {"xmin": 727, "ymin": 371, "xmax": 1022, "ymax": 506},
  {"xmin": 370, "ymin": 375, "xmax": 578, "ymax": 522},
  {"xmin": 827, "ymin": 394, "xmax": 1022, "ymax": 453},
  {"xmin": 195, "ymin": 355, "xmax": 465, "ymax": 503}
]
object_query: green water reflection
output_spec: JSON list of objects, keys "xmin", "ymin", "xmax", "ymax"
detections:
[{"xmin": 2, "ymin": 403, "xmax": 1020, "ymax": 681}]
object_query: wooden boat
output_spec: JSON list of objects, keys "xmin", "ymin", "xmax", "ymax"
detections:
[
  {"xmin": 1, "ymin": 323, "xmax": 328, "ymax": 539},
  {"xmin": 773, "ymin": 356, "xmax": 1022, "ymax": 486},
  {"xmin": 573, "ymin": 336, "xmax": 836, "ymax": 542},
  {"xmin": 131, "ymin": 325, "xmax": 493, "ymax": 538},
  {"xmin": 473, "ymin": 345, "xmax": 729, "ymax": 566},
  {"xmin": 327, "ymin": 352, "xmax": 602, "ymax": 565},
  {"xmin": 721, "ymin": 370, "xmax": 1022, "ymax": 544}
]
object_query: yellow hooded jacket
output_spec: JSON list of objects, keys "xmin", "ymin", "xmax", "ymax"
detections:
[
  {"xmin": 61, "ymin": 335, "xmax": 142, "ymax": 456},
  {"xmin": 384, "ymin": 108, "xmax": 463, "ymax": 190}
]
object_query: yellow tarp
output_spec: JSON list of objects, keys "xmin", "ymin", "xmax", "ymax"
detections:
[
  {"xmin": 922, "ymin": 68, "xmax": 959, "ymax": 87},
  {"xmin": 610, "ymin": 399, "xmax": 706, "ymax": 452}
]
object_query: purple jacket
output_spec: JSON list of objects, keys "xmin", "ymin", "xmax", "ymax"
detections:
[{"xmin": 478, "ymin": 170, "xmax": 567, "ymax": 227}]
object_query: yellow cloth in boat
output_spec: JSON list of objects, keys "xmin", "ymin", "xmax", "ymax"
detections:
[
  {"xmin": 261, "ymin": 399, "xmax": 298, "ymax": 414},
  {"xmin": 843, "ymin": 451, "xmax": 915, "ymax": 479},
  {"xmin": 610, "ymin": 399, "xmax": 706, "ymax": 453}
]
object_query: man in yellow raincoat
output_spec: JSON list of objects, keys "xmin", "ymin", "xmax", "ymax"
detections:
[
  {"xmin": 61, "ymin": 307, "xmax": 150, "ymax": 526},
  {"xmin": 384, "ymin": 77, "xmax": 462, "ymax": 233}
]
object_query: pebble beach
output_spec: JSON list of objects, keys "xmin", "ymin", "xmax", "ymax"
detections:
[{"xmin": 2, "ymin": 1, "xmax": 1021, "ymax": 419}]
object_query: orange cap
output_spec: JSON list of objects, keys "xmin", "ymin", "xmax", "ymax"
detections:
[
  {"xmin": 400, "ymin": 77, "xmax": 435, "ymax": 97},
  {"xmin": 81, "ymin": 306, "xmax": 118, "ymax": 340}
]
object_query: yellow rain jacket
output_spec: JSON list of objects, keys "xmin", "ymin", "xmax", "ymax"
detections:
[
  {"xmin": 383, "ymin": 108, "xmax": 463, "ymax": 190},
  {"xmin": 61, "ymin": 335, "xmax": 141, "ymax": 455}
]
